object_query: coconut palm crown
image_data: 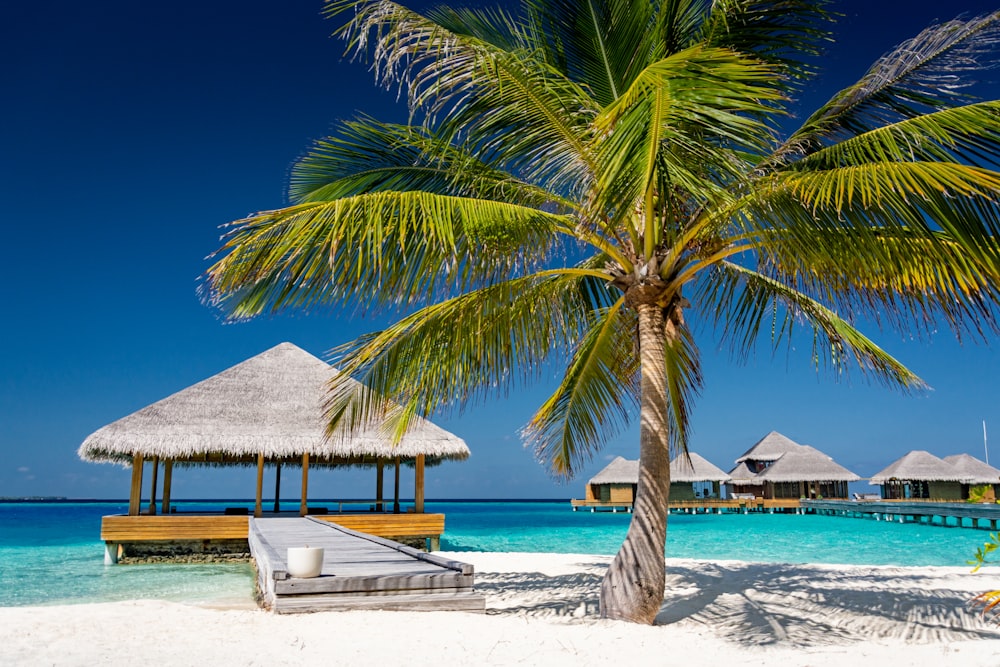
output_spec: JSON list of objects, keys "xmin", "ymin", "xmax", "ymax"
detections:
[{"xmin": 204, "ymin": 0, "xmax": 1000, "ymax": 623}]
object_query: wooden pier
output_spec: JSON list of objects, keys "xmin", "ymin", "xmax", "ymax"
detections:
[
  {"xmin": 248, "ymin": 517, "xmax": 485, "ymax": 613},
  {"xmin": 570, "ymin": 498, "xmax": 805, "ymax": 513},
  {"xmin": 802, "ymin": 499, "xmax": 1000, "ymax": 529}
]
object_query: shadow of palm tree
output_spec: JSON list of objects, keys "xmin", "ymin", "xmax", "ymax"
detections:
[
  {"xmin": 473, "ymin": 559, "xmax": 999, "ymax": 647},
  {"xmin": 653, "ymin": 561, "xmax": 999, "ymax": 646}
]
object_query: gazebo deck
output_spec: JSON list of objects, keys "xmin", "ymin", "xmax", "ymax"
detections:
[{"xmin": 101, "ymin": 511, "xmax": 446, "ymax": 562}]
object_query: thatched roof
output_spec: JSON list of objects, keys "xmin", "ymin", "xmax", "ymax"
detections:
[
  {"xmin": 671, "ymin": 452, "xmax": 731, "ymax": 483},
  {"xmin": 727, "ymin": 460, "xmax": 760, "ymax": 485},
  {"xmin": 734, "ymin": 431, "xmax": 803, "ymax": 463},
  {"xmin": 869, "ymin": 450, "xmax": 970, "ymax": 484},
  {"xmin": 78, "ymin": 342, "xmax": 469, "ymax": 465},
  {"xmin": 757, "ymin": 446, "xmax": 861, "ymax": 483},
  {"xmin": 589, "ymin": 456, "xmax": 639, "ymax": 485},
  {"xmin": 589, "ymin": 453, "xmax": 729, "ymax": 484},
  {"xmin": 728, "ymin": 434, "xmax": 859, "ymax": 484},
  {"xmin": 943, "ymin": 454, "xmax": 1000, "ymax": 485}
]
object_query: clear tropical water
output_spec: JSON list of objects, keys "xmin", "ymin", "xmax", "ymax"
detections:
[{"xmin": 0, "ymin": 499, "xmax": 993, "ymax": 607}]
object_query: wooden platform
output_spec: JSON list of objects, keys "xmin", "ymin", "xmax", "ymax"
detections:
[
  {"xmin": 249, "ymin": 517, "xmax": 485, "ymax": 613},
  {"xmin": 803, "ymin": 499, "xmax": 1000, "ymax": 529}
]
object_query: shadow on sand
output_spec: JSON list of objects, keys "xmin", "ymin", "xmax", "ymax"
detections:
[{"xmin": 473, "ymin": 559, "xmax": 1000, "ymax": 647}]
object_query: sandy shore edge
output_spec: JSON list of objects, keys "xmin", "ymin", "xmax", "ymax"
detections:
[{"xmin": 1, "ymin": 552, "xmax": 998, "ymax": 666}]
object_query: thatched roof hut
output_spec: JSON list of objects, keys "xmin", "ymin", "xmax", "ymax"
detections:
[
  {"xmin": 79, "ymin": 342, "xmax": 469, "ymax": 465},
  {"xmin": 734, "ymin": 431, "xmax": 802, "ymax": 463},
  {"xmin": 727, "ymin": 431, "xmax": 858, "ymax": 499},
  {"xmin": 942, "ymin": 454, "xmax": 1000, "ymax": 485},
  {"xmin": 759, "ymin": 446, "xmax": 861, "ymax": 483},
  {"xmin": 78, "ymin": 342, "xmax": 468, "ymax": 516},
  {"xmin": 869, "ymin": 450, "xmax": 970, "ymax": 484},
  {"xmin": 588, "ymin": 456, "xmax": 639, "ymax": 485},
  {"xmin": 671, "ymin": 452, "xmax": 731, "ymax": 483}
]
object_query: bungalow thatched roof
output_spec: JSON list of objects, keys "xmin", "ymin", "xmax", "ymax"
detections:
[
  {"xmin": 78, "ymin": 342, "xmax": 469, "ymax": 466},
  {"xmin": 727, "ymin": 460, "xmax": 759, "ymax": 485},
  {"xmin": 869, "ymin": 450, "xmax": 970, "ymax": 485},
  {"xmin": 756, "ymin": 446, "xmax": 861, "ymax": 483},
  {"xmin": 734, "ymin": 431, "xmax": 803, "ymax": 463},
  {"xmin": 588, "ymin": 456, "xmax": 639, "ymax": 485},
  {"xmin": 671, "ymin": 452, "xmax": 731, "ymax": 483},
  {"xmin": 943, "ymin": 454, "xmax": 1000, "ymax": 485}
]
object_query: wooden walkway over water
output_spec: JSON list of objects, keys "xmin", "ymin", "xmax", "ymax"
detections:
[
  {"xmin": 802, "ymin": 499, "xmax": 1000, "ymax": 530},
  {"xmin": 248, "ymin": 517, "xmax": 485, "ymax": 613}
]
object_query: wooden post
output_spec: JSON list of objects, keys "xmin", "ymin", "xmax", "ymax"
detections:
[
  {"xmin": 393, "ymin": 456, "xmax": 401, "ymax": 514},
  {"xmin": 274, "ymin": 463, "xmax": 282, "ymax": 513},
  {"xmin": 160, "ymin": 460, "xmax": 173, "ymax": 515},
  {"xmin": 255, "ymin": 454, "xmax": 265, "ymax": 518},
  {"xmin": 414, "ymin": 454, "xmax": 425, "ymax": 513},
  {"xmin": 128, "ymin": 453, "xmax": 144, "ymax": 516},
  {"xmin": 300, "ymin": 453, "xmax": 309, "ymax": 516},
  {"xmin": 148, "ymin": 456, "xmax": 159, "ymax": 515},
  {"xmin": 376, "ymin": 460, "xmax": 384, "ymax": 513}
]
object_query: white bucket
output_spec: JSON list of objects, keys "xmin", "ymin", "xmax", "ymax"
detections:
[{"xmin": 286, "ymin": 546, "xmax": 324, "ymax": 578}]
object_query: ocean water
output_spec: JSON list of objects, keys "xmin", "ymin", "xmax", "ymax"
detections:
[{"xmin": 0, "ymin": 500, "xmax": 994, "ymax": 607}]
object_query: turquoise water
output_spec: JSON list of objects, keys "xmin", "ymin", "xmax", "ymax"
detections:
[{"xmin": 0, "ymin": 500, "xmax": 994, "ymax": 607}]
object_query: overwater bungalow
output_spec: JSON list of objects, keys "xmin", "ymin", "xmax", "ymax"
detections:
[
  {"xmin": 869, "ymin": 450, "xmax": 970, "ymax": 500},
  {"xmin": 726, "ymin": 431, "xmax": 859, "ymax": 500},
  {"xmin": 78, "ymin": 342, "xmax": 469, "ymax": 559},
  {"xmin": 670, "ymin": 452, "xmax": 731, "ymax": 500},
  {"xmin": 573, "ymin": 452, "xmax": 730, "ymax": 510},
  {"xmin": 943, "ymin": 454, "xmax": 1000, "ymax": 501}
]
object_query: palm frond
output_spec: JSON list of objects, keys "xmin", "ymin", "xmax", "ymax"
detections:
[
  {"xmin": 789, "ymin": 101, "xmax": 1000, "ymax": 171},
  {"xmin": 700, "ymin": 262, "xmax": 925, "ymax": 389},
  {"xmin": 779, "ymin": 10, "xmax": 1000, "ymax": 158},
  {"xmin": 289, "ymin": 116, "xmax": 570, "ymax": 210},
  {"xmin": 593, "ymin": 45, "xmax": 784, "ymax": 230},
  {"xmin": 525, "ymin": 0, "xmax": 658, "ymax": 106},
  {"xmin": 523, "ymin": 299, "xmax": 638, "ymax": 477},
  {"xmin": 325, "ymin": 268, "xmax": 617, "ymax": 431},
  {"xmin": 699, "ymin": 0, "xmax": 833, "ymax": 82},
  {"xmin": 203, "ymin": 192, "xmax": 572, "ymax": 318}
]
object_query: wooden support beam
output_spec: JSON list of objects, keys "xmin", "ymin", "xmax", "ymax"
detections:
[
  {"xmin": 376, "ymin": 460, "xmax": 384, "ymax": 513},
  {"xmin": 393, "ymin": 456, "xmax": 401, "ymax": 514},
  {"xmin": 274, "ymin": 463, "xmax": 282, "ymax": 513},
  {"xmin": 255, "ymin": 454, "xmax": 265, "ymax": 518},
  {"xmin": 415, "ymin": 454, "xmax": 425, "ymax": 513},
  {"xmin": 300, "ymin": 453, "xmax": 309, "ymax": 516},
  {"xmin": 161, "ymin": 460, "xmax": 173, "ymax": 515},
  {"xmin": 148, "ymin": 456, "xmax": 159, "ymax": 515},
  {"xmin": 128, "ymin": 454, "xmax": 144, "ymax": 516}
]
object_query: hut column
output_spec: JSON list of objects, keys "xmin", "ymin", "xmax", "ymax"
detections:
[
  {"xmin": 393, "ymin": 456, "xmax": 401, "ymax": 514},
  {"xmin": 128, "ymin": 453, "xmax": 144, "ymax": 516},
  {"xmin": 254, "ymin": 454, "xmax": 264, "ymax": 518},
  {"xmin": 274, "ymin": 463, "xmax": 282, "ymax": 513},
  {"xmin": 148, "ymin": 456, "xmax": 159, "ymax": 515},
  {"xmin": 300, "ymin": 453, "xmax": 309, "ymax": 516},
  {"xmin": 414, "ymin": 454, "xmax": 425, "ymax": 513},
  {"xmin": 160, "ymin": 460, "xmax": 173, "ymax": 515},
  {"xmin": 375, "ymin": 460, "xmax": 384, "ymax": 513}
]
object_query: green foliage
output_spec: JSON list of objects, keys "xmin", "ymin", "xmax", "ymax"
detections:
[
  {"xmin": 968, "ymin": 485, "xmax": 992, "ymax": 503},
  {"xmin": 971, "ymin": 532, "xmax": 1000, "ymax": 624}
]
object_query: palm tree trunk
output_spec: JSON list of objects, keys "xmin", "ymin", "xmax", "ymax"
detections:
[{"xmin": 600, "ymin": 303, "xmax": 671, "ymax": 623}]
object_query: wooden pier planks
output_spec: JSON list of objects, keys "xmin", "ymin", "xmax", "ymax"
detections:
[{"xmin": 249, "ymin": 517, "xmax": 484, "ymax": 614}]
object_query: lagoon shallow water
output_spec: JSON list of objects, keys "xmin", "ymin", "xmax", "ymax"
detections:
[{"xmin": 1, "ymin": 500, "xmax": 993, "ymax": 606}]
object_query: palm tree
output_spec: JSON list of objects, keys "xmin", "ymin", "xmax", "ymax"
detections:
[{"xmin": 204, "ymin": 0, "xmax": 1000, "ymax": 623}]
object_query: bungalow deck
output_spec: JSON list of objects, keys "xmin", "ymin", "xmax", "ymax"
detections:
[
  {"xmin": 570, "ymin": 498, "xmax": 805, "ymax": 513},
  {"xmin": 249, "ymin": 517, "xmax": 485, "ymax": 613}
]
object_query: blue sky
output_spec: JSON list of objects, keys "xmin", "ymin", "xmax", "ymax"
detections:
[{"xmin": 1, "ymin": 0, "xmax": 998, "ymax": 501}]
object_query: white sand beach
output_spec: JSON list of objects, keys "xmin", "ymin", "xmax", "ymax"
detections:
[{"xmin": 1, "ymin": 552, "xmax": 998, "ymax": 666}]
